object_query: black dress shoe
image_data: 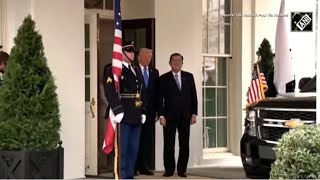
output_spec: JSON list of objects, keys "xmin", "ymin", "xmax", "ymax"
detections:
[
  {"xmin": 139, "ymin": 170, "xmax": 154, "ymax": 175},
  {"xmin": 178, "ymin": 172, "xmax": 187, "ymax": 177},
  {"xmin": 163, "ymin": 172, "xmax": 174, "ymax": 177}
]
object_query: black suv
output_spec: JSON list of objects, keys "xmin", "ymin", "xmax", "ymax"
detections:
[{"xmin": 241, "ymin": 76, "xmax": 316, "ymax": 178}]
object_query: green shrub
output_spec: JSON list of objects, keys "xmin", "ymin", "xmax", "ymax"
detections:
[
  {"xmin": 0, "ymin": 15, "xmax": 61, "ymax": 150},
  {"xmin": 270, "ymin": 125, "xmax": 320, "ymax": 179}
]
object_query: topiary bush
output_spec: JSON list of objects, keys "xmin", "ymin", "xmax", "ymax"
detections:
[
  {"xmin": 270, "ymin": 125, "xmax": 320, "ymax": 179},
  {"xmin": 0, "ymin": 15, "xmax": 61, "ymax": 150},
  {"xmin": 256, "ymin": 38, "xmax": 274, "ymax": 82}
]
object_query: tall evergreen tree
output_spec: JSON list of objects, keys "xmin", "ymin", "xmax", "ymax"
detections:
[
  {"xmin": 256, "ymin": 38, "xmax": 274, "ymax": 81},
  {"xmin": 0, "ymin": 15, "xmax": 61, "ymax": 150}
]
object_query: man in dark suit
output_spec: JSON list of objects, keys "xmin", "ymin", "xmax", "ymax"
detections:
[
  {"xmin": 158, "ymin": 53, "xmax": 198, "ymax": 178},
  {"xmin": 135, "ymin": 48, "xmax": 159, "ymax": 176},
  {"xmin": 103, "ymin": 41, "xmax": 146, "ymax": 179}
]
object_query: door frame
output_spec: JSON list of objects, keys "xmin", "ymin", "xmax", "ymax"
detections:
[
  {"xmin": 85, "ymin": 9, "xmax": 115, "ymax": 176},
  {"xmin": 84, "ymin": 12, "xmax": 99, "ymax": 176}
]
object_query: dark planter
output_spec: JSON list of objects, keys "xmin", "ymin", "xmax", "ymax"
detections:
[{"xmin": 0, "ymin": 147, "xmax": 63, "ymax": 179}]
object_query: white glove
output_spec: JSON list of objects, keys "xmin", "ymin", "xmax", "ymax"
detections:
[
  {"xmin": 114, "ymin": 112, "xmax": 124, "ymax": 123},
  {"xmin": 141, "ymin": 114, "xmax": 146, "ymax": 124}
]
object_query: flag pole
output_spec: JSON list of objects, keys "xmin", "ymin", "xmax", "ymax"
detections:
[
  {"xmin": 114, "ymin": 127, "xmax": 119, "ymax": 180},
  {"xmin": 256, "ymin": 62, "xmax": 266, "ymax": 99},
  {"xmin": 117, "ymin": 123, "xmax": 121, "ymax": 179}
]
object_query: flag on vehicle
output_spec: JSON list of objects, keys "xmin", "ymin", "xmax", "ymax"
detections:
[{"xmin": 247, "ymin": 62, "xmax": 268, "ymax": 104}]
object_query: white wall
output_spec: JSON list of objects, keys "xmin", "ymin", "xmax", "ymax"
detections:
[
  {"xmin": 4, "ymin": 0, "xmax": 85, "ymax": 178},
  {"xmin": 2, "ymin": 0, "xmax": 31, "ymax": 52},
  {"xmin": 32, "ymin": 0, "xmax": 85, "ymax": 178},
  {"xmin": 154, "ymin": 0, "xmax": 203, "ymax": 170},
  {"xmin": 254, "ymin": 0, "xmax": 317, "ymax": 83},
  {"xmin": 122, "ymin": 0, "xmax": 155, "ymax": 20}
]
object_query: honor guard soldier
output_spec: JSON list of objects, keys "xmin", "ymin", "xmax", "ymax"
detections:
[{"xmin": 103, "ymin": 41, "xmax": 146, "ymax": 179}]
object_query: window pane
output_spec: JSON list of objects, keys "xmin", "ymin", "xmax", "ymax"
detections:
[
  {"xmin": 219, "ymin": 24, "xmax": 231, "ymax": 54},
  {"xmin": 85, "ymin": 0, "xmax": 103, "ymax": 9},
  {"xmin": 208, "ymin": 24, "xmax": 219, "ymax": 54},
  {"xmin": 85, "ymin": 24, "xmax": 90, "ymax": 48},
  {"xmin": 134, "ymin": 28, "xmax": 147, "ymax": 49},
  {"xmin": 203, "ymin": 118, "xmax": 216, "ymax": 148},
  {"xmin": 202, "ymin": 88, "xmax": 205, "ymax": 117},
  {"xmin": 203, "ymin": 57, "xmax": 216, "ymax": 86},
  {"xmin": 217, "ymin": 118, "xmax": 227, "ymax": 147},
  {"xmin": 219, "ymin": 0, "xmax": 231, "ymax": 24},
  {"xmin": 204, "ymin": 87, "xmax": 216, "ymax": 117},
  {"xmin": 202, "ymin": 22, "xmax": 208, "ymax": 53},
  {"xmin": 123, "ymin": 28, "xmax": 147, "ymax": 49},
  {"xmin": 223, "ymin": 0, "xmax": 231, "ymax": 23},
  {"xmin": 217, "ymin": 88, "xmax": 227, "ymax": 116},
  {"xmin": 85, "ymin": 51, "xmax": 90, "ymax": 75},
  {"xmin": 217, "ymin": 57, "xmax": 227, "ymax": 86},
  {"xmin": 208, "ymin": 0, "xmax": 219, "ymax": 23},
  {"xmin": 105, "ymin": 0, "xmax": 113, "ymax": 10},
  {"xmin": 85, "ymin": 78, "xmax": 90, "ymax": 102}
]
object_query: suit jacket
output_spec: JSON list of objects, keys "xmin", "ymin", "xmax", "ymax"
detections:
[
  {"xmin": 158, "ymin": 70, "xmax": 198, "ymax": 120},
  {"xmin": 136, "ymin": 66, "xmax": 159, "ymax": 123},
  {"xmin": 103, "ymin": 63, "xmax": 145, "ymax": 125}
]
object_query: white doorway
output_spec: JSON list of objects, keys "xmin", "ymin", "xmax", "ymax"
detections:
[
  {"xmin": 84, "ymin": 12, "xmax": 98, "ymax": 176},
  {"xmin": 84, "ymin": 11, "xmax": 114, "ymax": 176}
]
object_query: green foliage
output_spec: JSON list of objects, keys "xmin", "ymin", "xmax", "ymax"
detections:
[
  {"xmin": 256, "ymin": 38, "xmax": 274, "ymax": 81},
  {"xmin": 270, "ymin": 125, "xmax": 320, "ymax": 179},
  {"xmin": 0, "ymin": 15, "xmax": 61, "ymax": 150}
]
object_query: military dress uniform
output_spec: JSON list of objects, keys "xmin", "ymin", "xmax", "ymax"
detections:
[{"xmin": 103, "ymin": 59, "xmax": 145, "ymax": 179}]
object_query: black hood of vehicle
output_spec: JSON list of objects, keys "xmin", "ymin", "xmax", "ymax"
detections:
[{"xmin": 252, "ymin": 96, "xmax": 316, "ymax": 109}]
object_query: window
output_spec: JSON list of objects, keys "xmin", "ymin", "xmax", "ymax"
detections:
[
  {"xmin": 202, "ymin": 0, "xmax": 231, "ymax": 151},
  {"xmin": 85, "ymin": 0, "xmax": 113, "ymax": 10}
]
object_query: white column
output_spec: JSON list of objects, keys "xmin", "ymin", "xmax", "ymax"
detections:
[
  {"xmin": 3, "ymin": 0, "xmax": 85, "ymax": 178},
  {"xmin": 154, "ymin": 0, "xmax": 202, "ymax": 170},
  {"xmin": 229, "ymin": 0, "xmax": 255, "ymax": 156},
  {"xmin": 32, "ymin": 0, "xmax": 85, "ymax": 178}
]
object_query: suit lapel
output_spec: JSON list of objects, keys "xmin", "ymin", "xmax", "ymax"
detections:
[
  {"xmin": 148, "ymin": 68, "xmax": 153, "ymax": 88},
  {"xmin": 123, "ymin": 64, "xmax": 136, "ymax": 79},
  {"xmin": 180, "ymin": 71, "xmax": 186, "ymax": 91}
]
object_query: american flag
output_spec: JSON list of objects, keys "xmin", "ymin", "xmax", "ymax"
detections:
[
  {"xmin": 102, "ymin": 0, "xmax": 122, "ymax": 155},
  {"xmin": 247, "ymin": 63, "xmax": 268, "ymax": 104}
]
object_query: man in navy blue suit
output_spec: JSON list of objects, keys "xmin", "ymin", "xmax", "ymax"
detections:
[{"xmin": 135, "ymin": 48, "xmax": 159, "ymax": 176}]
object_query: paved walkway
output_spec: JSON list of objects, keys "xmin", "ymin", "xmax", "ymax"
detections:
[
  {"xmin": 94, "ymin": 166, "xmax": 246, "ymax": 179},
  {"xmin": 88, "ymin": 156, "xmax": 247, "ymax": 179},
  {"xmin": 137, "ymin": 172, "xmax": 209, "ymax": 179}
]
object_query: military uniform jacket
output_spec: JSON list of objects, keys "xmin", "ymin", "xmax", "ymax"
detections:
[{"xmin": 103, "ymin": 63, "xmax": 145, "ymax": 125}]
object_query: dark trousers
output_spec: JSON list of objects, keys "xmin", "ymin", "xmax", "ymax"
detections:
[
  {"xmin": 163, "ymin": 114, "xmax": 190, "ymax": 174},
  {"xmin": 120, "ymin": 123, "xmax": 141, "ymax": 179},
  {"xmin": 136, "ymin": 119, "xmax": 155, "ymax": 171}
]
